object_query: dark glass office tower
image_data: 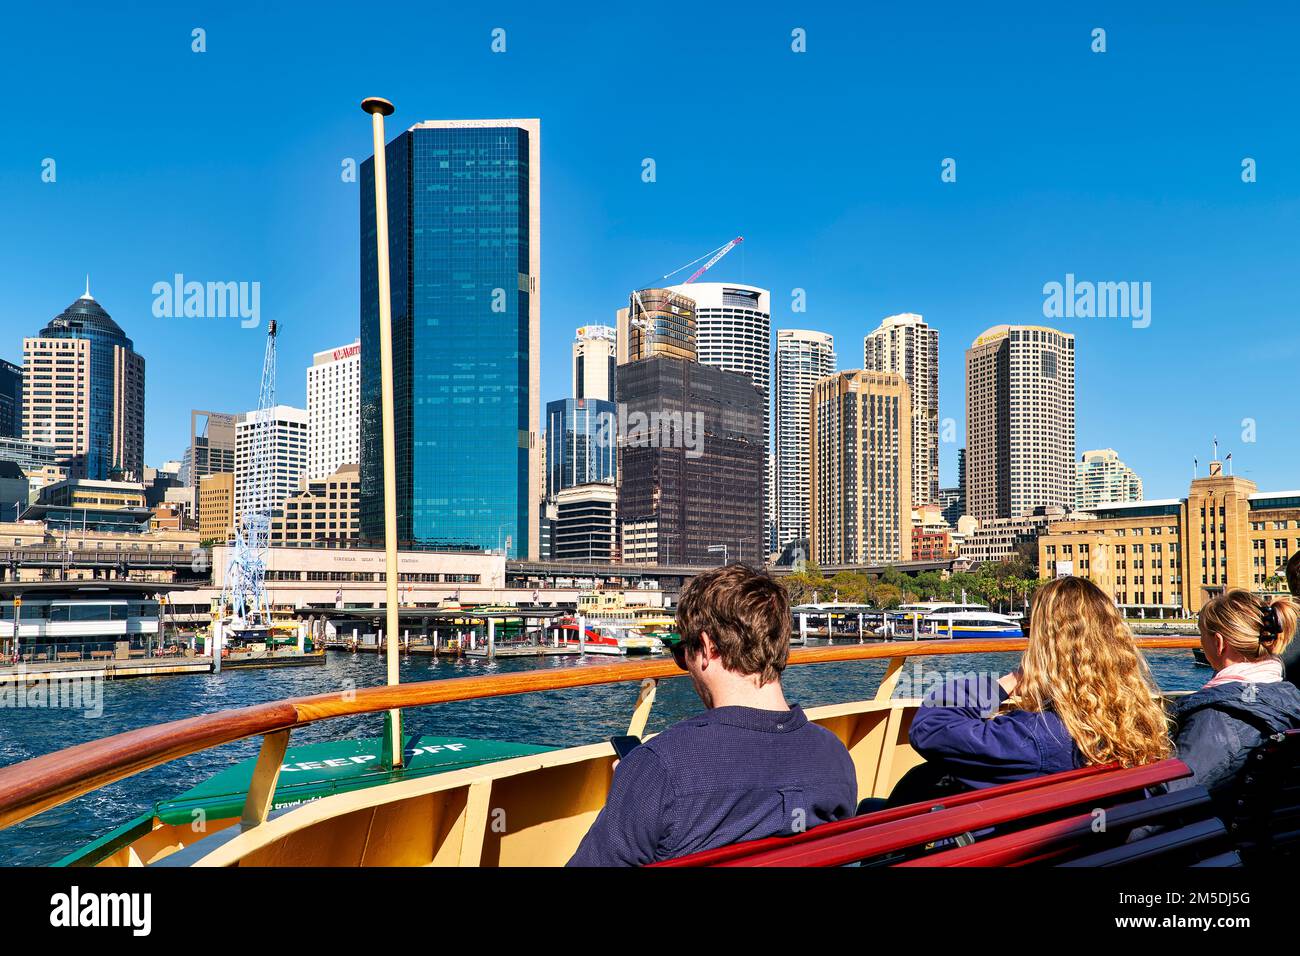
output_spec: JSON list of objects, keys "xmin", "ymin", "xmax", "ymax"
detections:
[
  {"xmin": 360, "ymin": 120, "xmax": 540, "ymax": 557},
  {"xmin": 617, "ymin": 356, "xmax": 764, "ymax": 566},
  {"xmin": 0, "ymin": 361, "xmax": 21, "ymax": 439}
]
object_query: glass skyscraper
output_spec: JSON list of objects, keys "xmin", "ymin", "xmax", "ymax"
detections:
[
  {"xmin": 546, "ymin": 398, "xmax": 616, "ymax": 497},
  {"xmin": 359, "ymin": 119, "xmax": 540, "ymax": 557}
]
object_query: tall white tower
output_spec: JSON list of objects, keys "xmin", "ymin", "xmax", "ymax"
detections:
[
  {"xmin": 864, "ymin": 313, "xmax": 939, "ymax": 509},
  {"xmin": 307, "ymin": 340, "xmax": 360, "ymax": 480},
  {"xmin": 572, "ymin": 325, "xmax": 616, "ymax": 402},
  {"xmin": 668, "ymin": 282, "xmax": 771, "ymax": 543},
  {"xmin": 235, "ymin": 404, "xmax": 308, "ymax": 530},
  {"xmin": 774, "ymin": 329, "xmax": 835, "ymax": 550}
]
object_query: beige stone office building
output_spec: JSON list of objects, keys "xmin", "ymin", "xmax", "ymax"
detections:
[
  {"xmin": 272, "ymin": 463, "xmax": 360, "ymax": 547},
  {"xmin": 1039, "ymin": 463, "xmax": 1300, "ymax": 614},
  {"xmin": 198, "ymin": 472, "xmax": 235, "ymax": 544},
  {"xmin": 809, "ymin": 370, "xmax": 913, "ymax": 566}
]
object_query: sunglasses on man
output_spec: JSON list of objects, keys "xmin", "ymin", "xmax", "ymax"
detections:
[{"xmin": 659, "ymin": 632, "xmax": 688, "ymax": 670}]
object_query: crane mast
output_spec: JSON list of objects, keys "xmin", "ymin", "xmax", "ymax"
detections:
[{"xmin": 221, "ymin": 319, "xmax": 278, "ymax": 630}]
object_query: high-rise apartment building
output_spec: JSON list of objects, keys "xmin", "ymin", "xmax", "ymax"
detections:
[
  {"xmin": 23, "ymin": 287, "xmax": 145, "ymax": 481},
  {"xmin": 572, "ymin": 325, "xmax": 616, "ymax": 402},
  {"xmin": 181, "ymin": 410, "xmax": 237, "ymax": 488},
  {"xmin": 308, "ymin": 340, "xmax": 360, "ymax": 480},
  {"xmin": 864, "ymin": 313, "xmax": 938, "ymax": 509},
  {"xmin": 1076, "ymin": 448, "xmax": 1144, "ymax": 511},
  {"xmin": 234, "ymin": 405, "xmax": 307, "ymax": 529},
  {"xmin": 774, "ymin": 329, "xmax": 835, "ymax": 550},
  {"xmin": 360, "ymin": 119, "xmax": 540, "ymax": 558},
  {"xmin": 809, "ymin": 371, "xmax": 913, "ymax": 566},
  {"xmin": 965, "ymin": 325, "xmax": 1075, "ymax": 522}
]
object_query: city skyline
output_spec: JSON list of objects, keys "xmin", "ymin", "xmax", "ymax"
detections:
[{"xmin": 2, "ymin": 4, "xmax": 1299, "ymax": 501}]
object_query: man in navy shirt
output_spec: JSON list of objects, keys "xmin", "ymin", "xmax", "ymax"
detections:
[{"xmin": 568, "ymin": 565, "xmax": 858, "ymax": 866}]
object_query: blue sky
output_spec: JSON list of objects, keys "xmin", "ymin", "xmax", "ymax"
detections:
[{"xmin": 2, "ymin": 1, "xmax": 1297, "ymax": 498}]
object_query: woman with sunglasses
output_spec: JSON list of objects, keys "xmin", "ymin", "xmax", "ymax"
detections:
[{"xmin": 1171, "ymin": 589, "xmax": 1300, "ymax": 803}]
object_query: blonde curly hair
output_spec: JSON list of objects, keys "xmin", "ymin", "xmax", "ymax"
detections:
[{"xmin": 1010, "ymin": 576, "xmax": 1173, "ymax": 768}]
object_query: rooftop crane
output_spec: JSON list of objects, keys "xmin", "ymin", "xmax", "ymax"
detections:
[{"xmin": 661, "ymin": 235, "xmax": 744, "ymax": 285}]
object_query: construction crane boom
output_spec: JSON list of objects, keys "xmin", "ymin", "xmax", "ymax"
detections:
[{"xmin": 683, "ymin": 235, "xmax": 743, "ymax": 284}]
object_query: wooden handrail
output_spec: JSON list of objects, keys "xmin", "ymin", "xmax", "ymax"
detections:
[{"xmin": 0, "ymin": 637, "xmax": 1198, "ymax": 832}]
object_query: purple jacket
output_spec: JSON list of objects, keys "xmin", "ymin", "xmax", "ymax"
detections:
[{"xmin": 908, "ymin": 676, "xmax": 1086, "ymax": 790}]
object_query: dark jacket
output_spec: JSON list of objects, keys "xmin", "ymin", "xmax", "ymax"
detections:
[
  {"xmin": 567, "ymin": 704, "xmax": 857, "ymax": 866},
  {"xmin": 1281, "ymin": 641, "xmax": 1300, "ymax": 690},
  {"xmin": 908, "ymin": 676, "xmax": 1085, "ymax": 790},
  {"xmin": 1170, "ymin": 680, "xmax": 1300, "ymax": 802}
]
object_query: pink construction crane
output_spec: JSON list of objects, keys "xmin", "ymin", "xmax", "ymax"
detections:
[{"xmin": 662, "ymin": 236, "xmax": 745, "ymax": 285}]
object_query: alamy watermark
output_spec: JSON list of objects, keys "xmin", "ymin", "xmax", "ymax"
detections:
[
  {"xmin": 0, "ymin": 666, "xmax": 103, "ymax": 718},
  {"xmin": 577, "ymin": 404, "xmax": 704, "ymax": 458},
  {"xmin": 152, "ymin": 274, "xmax": 261, "ymax": 328},
  {"xmin": 893, "ymin": 662, "xmax": 1006, "ymax": 717},
  {"xmin": 1042, "ymin": 273, "xmax": 1151, "ymax": 328}
]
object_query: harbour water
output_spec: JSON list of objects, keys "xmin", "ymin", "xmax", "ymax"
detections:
[{"xmin": 0, "ymin": 643, "xmax": 1206, "ymax": 866}]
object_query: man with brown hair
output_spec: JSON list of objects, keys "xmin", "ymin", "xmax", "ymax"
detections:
[{"xmin": 568, "ymin": 564, "xmax": 857, "ymax": 866}]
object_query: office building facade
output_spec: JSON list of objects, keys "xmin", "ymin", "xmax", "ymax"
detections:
[
  {"xmin": 0, "ymin": 360, "xmax": 21, "ymax": 439},
  {"xmin": 360, "ymin": 119, "xmax": 540, "ymax": 558},
  {"xmin": 809, "ymin": 371, "xmax": 913, "ymax": 566},
  {"xmin": 627, "ymin": 288, "xmax": 696, "ymax": 363},
  {"xmin": 308, "ymin": 341, "xmax": 360, "ymax": 481},
  {"xmin": 554, "ymin": 482, "xmax": 618, "ymax": 563},
  {"xmin": 670, "ymin": 282, "xmax": 772, "ymax": 552},
  {"xmin": 966, "ymin": 325, "xmax": 1075, "ymax": 522},
  {"xmin": 1040, "ymin": 463, "xmax": 1300, "ymax": 614},
  {"xmin": 272, "ymin": 463, "xmax": 360, "ymax": 547},
  {"xmin": 23, "ymin": 288, "xmax": 145, "ymax": 481},
  {"xmin": 616, "ymin": 356, "xmax": 764, "ymax": 566},
  {"xmin": 181, "ymin": 410, "xmax": 237, "ymax": 488},
  {"xmin": 234, "ymin": 405, "xmax": 307, "ymax": 530},
  {"xmin": 545, "ymin": 398, "xmax": 616, "ymax": 498},
  {"xmin": 199, "ymin": 472, "xmax": 235, "ymax": 543}
]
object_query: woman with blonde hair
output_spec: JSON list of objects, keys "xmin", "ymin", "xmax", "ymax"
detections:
[
  {"xmin": 1171, "ymin": 589, "xmax": 1300, "ymax": 801},
  {"xmin": 905, "ymin": 576, "xmax": 1172, "ymax": 795}
]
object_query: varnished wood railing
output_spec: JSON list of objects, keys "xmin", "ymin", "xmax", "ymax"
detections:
[{"xmin": 0, "ymin": 637, "xmax": 1199, "ymax": 833}]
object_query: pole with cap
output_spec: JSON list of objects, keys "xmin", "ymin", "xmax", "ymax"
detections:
[{"xmin": 362, "ymin": 96, "xmax": 404, "ymax": 769}]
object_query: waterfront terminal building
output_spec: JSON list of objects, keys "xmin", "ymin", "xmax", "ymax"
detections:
[{"xmin": 1039, "ymin": 462, "xmax": 1300, "ymax": 614}]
